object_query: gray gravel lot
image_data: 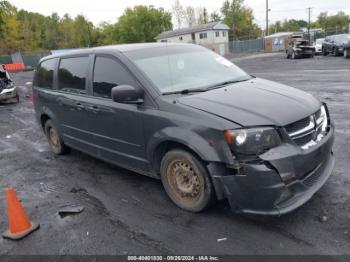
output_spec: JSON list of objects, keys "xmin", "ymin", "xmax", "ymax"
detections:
[{"xmin": 0, "ymin": 53, "xmax": 349, "ymax": 255}]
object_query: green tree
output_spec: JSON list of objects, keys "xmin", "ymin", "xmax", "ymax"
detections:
[
  {"xmin": 221, "ymin": 0, "xmax": 261, "ymax": 39},
  {"xmin": 73, "ymin": 15, "xmax": 93, "ymax": 47},
  {"xmin": 209, "ymin": 11, "xmax": 222, "ymax": 23},
  {"xmin": 314, "ymin": 11, "xmax": 350, "ymax": 33},
  {"xmin": 43, "ymin": 13, "xmax": 60, "ymax": 50},
  {"xmin": 0, "ymin": 1, "xmax": 20, "ymax": 53},
  {"xmin": 269, "ymin": 19, "xmax": 308, "ymax": 33},
  {"xmin": 117, "ymin": 5, "xmax": 172, "ymax": 43}
]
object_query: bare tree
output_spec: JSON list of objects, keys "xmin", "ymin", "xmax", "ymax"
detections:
[
  {"xmin": 196, "ymin": 7, "xmax": 205, "ymax": 25},
  {"xmin": 184, "ymin": 6, "xmax": 196, "ymax": 27},
  {"xmin": 172, "ymin": 0, "xmax": 185, "ymax": 28}
]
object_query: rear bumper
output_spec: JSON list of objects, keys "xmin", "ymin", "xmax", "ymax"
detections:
[
  {"xmin": 0, "ymin": 87, "xmax": 17, "ymax": 101},
  {"xmin": 211, "ymin": 124, "xmax": 335, "ymax": 216}
]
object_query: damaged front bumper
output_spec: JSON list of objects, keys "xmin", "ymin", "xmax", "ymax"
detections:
[
  {"xmin": 0, "ymin": 86, "xmax": 18, "ymax": 101},
  {"xmin": 210, "ymin": 124, "xmax": 335, "ymax": 216}
]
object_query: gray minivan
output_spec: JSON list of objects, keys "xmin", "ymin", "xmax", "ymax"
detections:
[{"xmin": 33, "ymin": 43, "xmax": 335, "ymax": 215}]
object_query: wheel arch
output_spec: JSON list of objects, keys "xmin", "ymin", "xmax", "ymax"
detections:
[
  {"xmin": 147, "ymin": 127, "xmax": 232, "ymax": 174},
  {"xmin": 39, "ymin": 107, "xmax": 59, "ymax": 131}
]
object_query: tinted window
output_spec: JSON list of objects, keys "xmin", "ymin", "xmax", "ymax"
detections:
[
  {"xmin": 35, "ymin": 59, "xmax": 56, "ymax": 89},
  {"xmin": 93, "ymin": 57, "xmax": 137, "ymax": 99},
  {"xmin": 58, "ymin": 57, "xmax": 88, "ymax": 94}
]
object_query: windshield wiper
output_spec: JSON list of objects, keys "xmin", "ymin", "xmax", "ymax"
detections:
[
  {"xmin": 163, "ymin": 88, "xmax": 208, "ymax": 95},
  {"xmin": 205, "ymin": 77, "xmax": 253, "ymax": 90},
  {"xmin": 162, "ymin": 76, "xmax": 254, "ymax": 95}
]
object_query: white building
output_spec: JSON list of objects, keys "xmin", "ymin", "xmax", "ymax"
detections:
[{"xmin": 155, "ymin": 22, "xmax": 230, "ymax": 56}]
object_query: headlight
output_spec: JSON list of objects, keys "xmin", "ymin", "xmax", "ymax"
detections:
[
  {"xmin": 224, "ymin": 127, "xmax": 281, "ymax": 156},
  {"xmin": 319, "ymin": 105, "xmax": 328, "ymax": 132},
  {"xmin": 316, "ymin": 105, "xmax": 329, "ymax": 143}
]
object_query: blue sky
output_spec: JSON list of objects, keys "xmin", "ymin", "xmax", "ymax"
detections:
[{"xmin": 8, "ymin": 0, "xmax": 350, "ymax": 27}]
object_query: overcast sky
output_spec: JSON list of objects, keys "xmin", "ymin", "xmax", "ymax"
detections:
[{"xmin": 8, "ymin": 0, "xmax": 350, "ymax": 28}]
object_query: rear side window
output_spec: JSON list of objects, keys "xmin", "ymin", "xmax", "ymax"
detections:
[
  {"xmin": 35, "ymin": 59, "xmax": 56, "ymax": 89},
  {"xmin": 93, "ymin": 56, "xmax": 137, "ymax": 99},
  {"xmin": 58, "ymin": 57, "xmax": 88, "ymax": 94}
]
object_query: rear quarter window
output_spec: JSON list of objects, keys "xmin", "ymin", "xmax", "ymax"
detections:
[
  {"xmin": 34, "ymin": 59, "xmax": 57, "ymax": 89},
  {"xmin": 58, "ymin": 56, "xmax": 88, "ymax": 94}
]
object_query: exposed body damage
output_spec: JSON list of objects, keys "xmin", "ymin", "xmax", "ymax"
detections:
[
  {"xmin": 210, "ymin": 123, "xmax": 334, "ymax": 215},
  {"xmin": 0, "ymin": 65, "xmax": 18, "ymax": 103},
  {"xmin": 286, "ymin": 39, "xmax": 315, "ymax": 59}
]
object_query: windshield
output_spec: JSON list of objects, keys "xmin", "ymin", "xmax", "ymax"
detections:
[{"xmin": 125, "ymin": 44, "xmax": 251, "ymax": 94}]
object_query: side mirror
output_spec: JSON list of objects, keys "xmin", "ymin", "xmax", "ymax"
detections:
[{"xmin": 111, "ymin": 85, "xmax": 144, "ymax": 105}]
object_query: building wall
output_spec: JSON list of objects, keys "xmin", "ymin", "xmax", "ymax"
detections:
[{"xmin": 156, "ymin": 30, "xmax": 229, "ymax": 55}]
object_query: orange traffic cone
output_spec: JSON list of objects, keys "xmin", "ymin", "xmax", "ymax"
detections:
[{"xmin": 2, "ymin": 187, "xmax": 39, "ymax": 240}]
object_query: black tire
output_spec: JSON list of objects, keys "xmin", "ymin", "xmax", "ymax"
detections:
[
  {"xmin": 322, "ymin": 48, "xmax": 328, "ymax": 56},
  {"xmin": 15, "ymin": 94, "xmax": 19, "ymax": 103},
  {"xmin": 160, "ymin": 149, "xmax": 215, "ymax": 212},
  {"xmin": 334, "ymin": 48, "xmax": 339, "ymax": 56},
  {"xmin": 44, "ymin": 119, "xmax": 70, "ymax": 155}
]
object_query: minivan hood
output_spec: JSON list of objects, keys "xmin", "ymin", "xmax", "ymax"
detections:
[{"xmin": 178, "ymin": 78, "xmax": 321, "ymax": 127}]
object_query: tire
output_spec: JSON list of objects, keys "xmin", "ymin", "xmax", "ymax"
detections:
[
  {"xmin": 44, "ymin": 120, "xmax": 70, "ymax": 155},
  {"xmin": 160, "ymin": 149, "xmax": 215, "ymax": 212},
  {"xmin": 334, "ymin": 48, "xmax": 339, "ymax": 56},
  {"xmin": 322, "ymin": 48, "xmax": 328, "ymax": 56},
  {"xmin": 291, "ymin": 51, "xmax": 296, "ymax": 59}
]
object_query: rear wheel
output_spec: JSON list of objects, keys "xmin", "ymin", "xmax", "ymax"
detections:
[
  {"xmin": 160, "ymin": 149, "xmax": 215, "ymax": 212},
  {"xmin": 44, "ymin": 120, "xmax": 70, "ymax": 155},
  {"xmin": 322, "ymin": 48, "xmax": 328, "ymax": 56}
]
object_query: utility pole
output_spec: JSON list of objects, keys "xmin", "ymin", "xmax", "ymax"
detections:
[
  {"xmin": 266, "ymin": 0, "xmax": 269, "ymax": 36},
  {"xmin": 307, "ymin": 7, "xmax": 312, "ymax": 44},
  {"xmin": 203, "ymin": 8, "xmax": 208, "ymax": 24}
]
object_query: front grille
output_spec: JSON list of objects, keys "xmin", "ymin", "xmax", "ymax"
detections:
[
  {"xmin": 293, "ymin": 132, "xmax": 314, "ymax": 146},
  {"xmin": 285, "ymin": 117, "xmax": 310, "ymax": 134},
  {"xmin": 284, "ymin": 107, "xmax": 328, "ymax": 149}
]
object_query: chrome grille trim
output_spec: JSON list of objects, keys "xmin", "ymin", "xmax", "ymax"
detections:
[
  {"xmin": 285, "ymin": 107, "xmax": 328, "ymax": 149},
  {"xmin": 288, "ymin": 116, "xmax": 315, "ymax": 137}
]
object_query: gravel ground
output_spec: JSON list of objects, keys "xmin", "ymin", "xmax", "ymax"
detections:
[{"xmin": 0, "ymin": 53, "xmax": 349, "ymax": 255}]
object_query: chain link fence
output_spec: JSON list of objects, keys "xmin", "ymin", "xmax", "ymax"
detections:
[
  {"xmin": 229, "ymin": 38, "xmax": 264, "ymax": 53},
  {"xmin": 0, "ymin": 51, "xmax": 50, "ymax": 69}
]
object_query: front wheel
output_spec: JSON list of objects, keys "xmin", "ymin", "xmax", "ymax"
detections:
[
  {"xmin": 160, "ymin": 149, "xmax": 215, "ymax": 212},
  {"xmin": 44, "ymin": 120, "xmax": 70, "ymax": 155}
]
